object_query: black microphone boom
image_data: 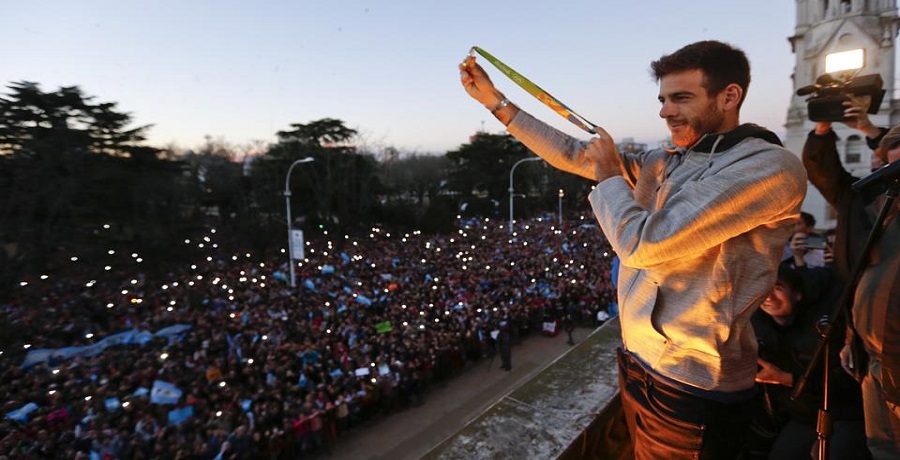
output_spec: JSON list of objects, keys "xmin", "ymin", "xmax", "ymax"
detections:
[
  {"xmin": 852, "ymin": 159, "xmax": 900, "ymax": 192},
  {"xmin": 796, "ymin": 84, "xmax": 820, "ymax": 96}
]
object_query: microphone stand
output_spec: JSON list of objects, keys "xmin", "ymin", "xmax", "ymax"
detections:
[{"xmin": 791, "ymin": 182, "xmax": 898, "ymax": 460}]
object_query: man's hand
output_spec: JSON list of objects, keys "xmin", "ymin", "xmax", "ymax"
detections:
[
  {"xmin": 756, "ymin": 358, "xmax": 793, "ymax": 386},
  {"xmin": 583, "ymin": 126, "xmax": 624, "ymax": 182},
  {"xmin": 839, "ymin": 343, "xmax": 858, "ymax": 380},
  {"xmin": 459, "ymin": 55, "xmax": 505, "ymax": 112}
]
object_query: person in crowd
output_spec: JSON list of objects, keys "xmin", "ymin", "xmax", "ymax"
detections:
[
  {"xmin": 802, "ymin": 98, "xmax": 900, "ymax": 458},
  {"xmin": 0, "ymin": 214, "xmax": 615, "ymax": 458},
  {"xmin": 781, "ymin": 211, "xmax": 826, "ymax": 268},
  {"xmin": 460, "ymin": 40, "xmax": 806, "ymax": 459},
  {"xmin": 748, "ymin": 265, "xmax": 869, "ymax": 459}
]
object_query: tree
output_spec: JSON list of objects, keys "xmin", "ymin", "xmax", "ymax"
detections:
[
  {"xmin": 246, "ymin": 118, "xmax": 383, "ymax": 243},
  {"xmin": 0, "ymin": 81, "xmax": 185, "ymax": 296},
  {"xmin": 445, "ymin": 132, "xmax": 537, "ymax": 216}
]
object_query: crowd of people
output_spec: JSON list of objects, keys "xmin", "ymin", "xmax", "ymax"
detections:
[{"xmin": 0, "ymin": 214, "xmax": 617, "ymax": 459}]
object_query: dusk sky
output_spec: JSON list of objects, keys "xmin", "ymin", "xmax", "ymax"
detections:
[{"xmin": 3, "ymin": 1, "xmax": 799, "ymax": 155}]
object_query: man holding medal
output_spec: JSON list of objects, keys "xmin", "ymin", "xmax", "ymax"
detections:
[{"xmin": 459, "ymin": 40, "xmax": 806, "ymax": 459}]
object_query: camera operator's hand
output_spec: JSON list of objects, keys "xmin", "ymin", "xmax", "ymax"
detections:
[{"xmin": 841, "ymin": 96, "xmax": 881, "ymax": 138}]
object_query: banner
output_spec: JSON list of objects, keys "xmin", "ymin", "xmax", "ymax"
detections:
[
  {"xmin": 291, "ymin": 229, "xmax": 305, "ymax": 261},
  {"xmin": 375, "ymin": 321, "xmax": 392, "ymax": 334},
  {"xmin": 4, "ymin": 402, "xmax": 38, "ymax": 422},
  {"xmin": 21, "ymin": 324, "xmax": 192, "ymax": 368}
]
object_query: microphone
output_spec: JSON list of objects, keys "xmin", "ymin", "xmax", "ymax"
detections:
[
  {"xmin": 796, "ymin": 84, "xmax": 820, "ymax": 97},
  {"xmin": 852, "ymin": 159, "xmax": 900, "ymax": 193}
]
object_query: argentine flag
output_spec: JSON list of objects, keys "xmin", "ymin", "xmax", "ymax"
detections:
[
  {"xmin": 151, "ymin": 380, "xmax": 183, "ymax": 405},
  {"xmin": 168, "ymin": 405, "xmax": 194, "ymax": 426},
  {"xmin": 5, "ymin": 402, "xmax": 39, "ymax": 422}
]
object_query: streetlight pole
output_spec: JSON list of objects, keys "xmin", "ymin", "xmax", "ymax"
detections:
[
  {"xmin": 558, "ymin": 189, "xmax": 564, "ymax": 226},
  {"xmin": 285, "ymin": 157, "xmax": 315, "ymax": 288},
  {"xmin": 508, "ymin": 157, "xmax": 543, "ymax": 233}
]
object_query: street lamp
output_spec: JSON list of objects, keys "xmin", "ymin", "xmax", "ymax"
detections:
[
  {"xmin": 508, "ymin": 157, "xmax": 543, "ymax": 233},
  {"xmin": 285, "ymin": 157, "xmax": 315, "ymax": 288},
  {"xmin": 558, "ymin": 189, "xmax": 564, "ymax": 226}
]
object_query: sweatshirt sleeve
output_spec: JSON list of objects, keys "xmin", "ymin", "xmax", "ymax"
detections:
[
  {"xmin": 507, "ymin": 110, "xmax": 639, "ymax": 186},
  {"xmin": 589, "ymin": 143, "xmax": 807, "ymax": 268}
]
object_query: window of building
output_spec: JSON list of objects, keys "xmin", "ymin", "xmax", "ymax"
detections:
[{"xmin": 845, "ymin": 135, "xmax": 863, "ymax": 163}]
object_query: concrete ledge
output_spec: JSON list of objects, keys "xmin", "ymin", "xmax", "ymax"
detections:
[{"xmin": 423, "ymin": 317, "xmax": 627, "ymax": 459}]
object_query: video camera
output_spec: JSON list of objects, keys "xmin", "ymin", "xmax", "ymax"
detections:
[{"xmin": 796, "ymin": 49, "xmax": 886, "ymax": 122}]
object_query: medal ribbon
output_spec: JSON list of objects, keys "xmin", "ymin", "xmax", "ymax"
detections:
[{"xmin": 470, "ymin": 46, "xmax": 599, "ymax": 135}]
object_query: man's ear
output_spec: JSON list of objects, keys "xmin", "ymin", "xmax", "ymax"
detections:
[{"xmin": 721, "ymin": 83, "xmax": 743, "ymax": 111}]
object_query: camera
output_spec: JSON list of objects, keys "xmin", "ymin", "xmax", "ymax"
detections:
[{"xmin": 797, "ymin": 73, "xmax": 885, "ymax": 122}]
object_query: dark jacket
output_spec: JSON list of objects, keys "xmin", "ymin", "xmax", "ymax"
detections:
[{"xmin": 802, "ymin": 129, "xmax": 900, "ymax": 405}]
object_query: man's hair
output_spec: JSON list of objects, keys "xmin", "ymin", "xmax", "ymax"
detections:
[
  {"xmin": 800, "ymin": 211, "xmax": 816, "ymax": 229},
  {"xmin": 650, "ymin": 40, "xmax": 751, "ymax": 108},
  {"xmin": 776, "ymin": 265, "xmax": 803, "ymax": 296},
  {"xmin": 877, "ymin": 124, "xmax": 900, "ymax": 160}
]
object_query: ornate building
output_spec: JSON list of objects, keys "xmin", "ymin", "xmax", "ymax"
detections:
[{"xmin": 784, "ymin": 0, "xmax": 900, "ymax": 227}]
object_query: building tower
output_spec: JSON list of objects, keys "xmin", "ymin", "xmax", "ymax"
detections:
[{"xmin": 784, "ymin": 0, "xmax": 900, "ymax": 228}]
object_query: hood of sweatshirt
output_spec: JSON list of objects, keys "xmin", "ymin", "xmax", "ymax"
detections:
[{"xmin": 688, "ymin": 123, "xmax": 783, "ymax": 154}]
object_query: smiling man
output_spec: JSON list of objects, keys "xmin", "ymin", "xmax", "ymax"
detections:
[{"xmin": 460, "ymin": 40, "xmax": 807, "ymax": 459}]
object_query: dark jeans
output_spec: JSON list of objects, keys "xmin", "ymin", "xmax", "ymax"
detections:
[{"xmin": 617, "ymin": 348, "xmax": 754, "ymax": 460}]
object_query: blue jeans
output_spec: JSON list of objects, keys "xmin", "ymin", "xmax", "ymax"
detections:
[{"xmin": 617, "ymin": 348, "xmax": 754, "ymax": 460}]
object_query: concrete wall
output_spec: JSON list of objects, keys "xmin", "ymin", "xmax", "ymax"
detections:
[{"xmin": 423, "ymin": 317, "xmax": 628, "ymax": 460}]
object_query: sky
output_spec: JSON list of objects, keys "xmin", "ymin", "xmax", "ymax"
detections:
[{"xmin": 2, "ymin": 1, "xmax": 799, "ymax": 155}]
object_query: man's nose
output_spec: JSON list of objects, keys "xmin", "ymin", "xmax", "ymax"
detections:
[{"xmin": 659, "ymin": 101, "xmax": 676, "ymax": 119}]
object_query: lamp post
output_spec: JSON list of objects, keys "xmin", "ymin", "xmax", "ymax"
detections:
[
  {"xmin": 285, "ymin": 157, "xmax": 315, "ymax": 288},
  {"xmin": 558, "ymin": 188, "xmax": 564, "ymax": 226},
  {"xmin": 508, "ymin": 157, "xmax": 543, "ymax": 233}
]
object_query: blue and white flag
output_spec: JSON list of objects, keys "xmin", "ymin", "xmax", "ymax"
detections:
[
  {"xmin": 356, "ymin": 295, "xmax": 372, "ymax": 306},
  {"xmin": 241, "ymin": 399, "xmax": 253, "ymax": 413},
  {"xmin": 303, "ymin": 279, "xmax": 316, "ymax": 291},
  {"xmin": 321, "ymin": 264, "xmax": 335, "ymax": 275},
  {"xmin": 329, "ymin": 368, "xmax": 343, "ymax": 379},
  {"xmin": 151, "ymin": 380, "xmax": 182, "ymax": 405},
  {"xmin": 104, "ymin": 398, "xmax": 121, "ymax": 411},
  {"xmin": 341, "ymin": 252, "xmax": 350, "ymax": 264},
  {"xmin": 133, "ymin": 387, "xmax": 149, "ymax": 397},
  {"xmin": 167, "ymin": 406, "xmax": 194, "ymax": 426},
  {"xmin": 5, "ymin": 402, "xmax": 38, "ymax": 422}
]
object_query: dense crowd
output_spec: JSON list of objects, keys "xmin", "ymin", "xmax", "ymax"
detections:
[{"xmin": 0, "ymin": 214, "xmax": 616, "ymax": 459}]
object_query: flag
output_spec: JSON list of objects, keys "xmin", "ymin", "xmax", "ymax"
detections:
[
  {"xmin": 329, "ymin": 368, "xmax": 343, "ymax": 379},
  {"xmin": 133, "ymin": 387, "xmax": 149, "ymax": 397},
  {"xmin": 4, "ymin": 402, "xmax": 38, "ymax": 422},
  {"xmin": 356, "ymin": 295, "xmax": 372, "ymax": 306},
  {"xmin": 151, "ymin": 380, "xmax": 183, "ymax": 405},
  {"xmin": 167, "ymin": 406, "xmax": 194, "ymax": 426},
  {"xmin": 321, "ymin": 264, "xmax": 335, "ymax": 274},
  {"xmin": 104, "ymin": 398, "xmax": 121, "ymax": 411},
  {"xmin": 241, "ymin": 399, "xmax": 253, "ymax": 413},
  {"xmin": 303, "ymin": 279, "xmax": 316, "ymax": 291},
  {"xmin": 375, "ymin": 321, "xmax": 392, "ymax": 334}
]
